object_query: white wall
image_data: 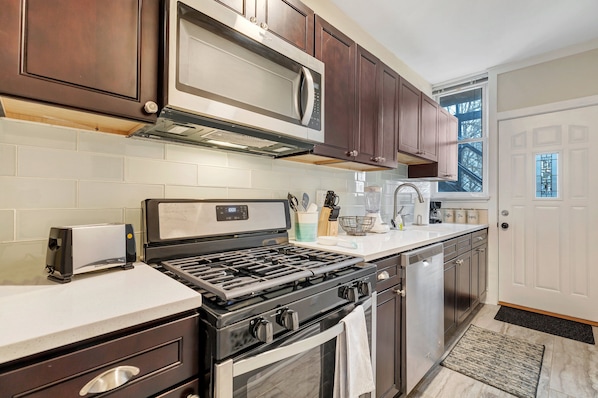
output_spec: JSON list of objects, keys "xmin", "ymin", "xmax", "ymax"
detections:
[{"xmin": 0, "ymin": 118, "xmax": 415, "ymax": 284}]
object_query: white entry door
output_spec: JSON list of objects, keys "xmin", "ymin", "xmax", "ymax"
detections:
[{"xmin": 498, "ymin": 105, "xmax": 598, "ymax": 322}]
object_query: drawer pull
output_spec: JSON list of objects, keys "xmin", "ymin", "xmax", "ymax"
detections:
[
  {"xmin": 394, "ymin": 288, "xmax": 405, "ymax": 297},
  {"xmin": 476, "ymin": 236, "xmax": 484, "ymax": 241},
  {"xmin": 455, "ymin": 259, "xmax": 464, "ymax": 266},
  {"xmin": 187, "ymin": 395, "xmax": 200, "ymax": 398},
  {"xmin": 377, "ymin": 270, "xmax": 390, "ymax": 281},
  {"xmin": 79, "ymin": 365, "xmax": 140, "ymax": 396}
]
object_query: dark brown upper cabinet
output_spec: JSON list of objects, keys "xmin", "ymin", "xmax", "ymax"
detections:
[
  {"xmin": 0, "ymin": 0, "xmax": 160, "ymax": 124},
  {"xmin": 214, "ymin": 0, "xmax": 315, "ymax": 54},
  {"xmin": 311, "ymin": 16, "xmax": 357, "ymax": 162},
  {"xmin": 398, "ymin": 78, "xmax": 439, "ymax": 163},
  {"xmin": 354, "ymin": 47, "xmax": 399, "ymax": 169},
  {"xmin": 408, "ymin": 106, "xmax": 458, "ymax": 180},
  {"xmin": 307, "ymin": 18, "xmax": 397, "ymax": 170}
]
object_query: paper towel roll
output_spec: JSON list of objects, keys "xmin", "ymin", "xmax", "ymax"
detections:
[{"xmin": 413, "ymin": 198, "xmax": 429, "ymax": 225}]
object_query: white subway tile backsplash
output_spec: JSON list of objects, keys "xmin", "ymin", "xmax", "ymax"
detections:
[
  {"xmin": 197, "ymin": 165, "xmax": 251, "ymax": 188},
  {"xmin": 78, "ymin": 181, "xmax": 164, "ymax": 208},
  {"xmin": 125, "ymin": 209, "xmax": 142, "ymax": 232},
  {"xmin": 0, "ymin": 144, "xmax": 16, "ymax": 176},
  {"xmin": 251, "ymin": 170, "xmax": 289, "ymax": 190},
  {"xmin": 0, "ymin": 240, "xmax": 48, "ymax": 284},
  {"xmin": 0, "ymin": 119, "xmax": 77, "ymax": 150},
  {"xmin": 79, "ymin": 131, "xmax": 165, "ymax": 159},
  {"xmin": 165, "ymin": 185, "xmax": 227, "ymax": 199},
  {"xmin": 228, "ymin": 188, "xmax": 275, "ymax": 199},
  {"xmin": 18, "ymin": 147, "xmax": 124, "ymax": 181},
  {"xmin": 166, "ymin": 144, "xmax": 227, "ymax": 166},
  {"xmin": 0, "ymin": 177, "xmax": 76, "ymax": 208},
  {"xmin": 0, "ymin": 210, "xmax": 15, "ymax": 242},
  {"xmin": 17, "ymin": 208, "xmax": 124, "ymax": 240},
  {"xmin": 230, "ymin": 153, "xmax": 273, "ymax": 170},
  {"xmin": 125, "ymin": 158, "xmax": 197, "ymax": 185}
]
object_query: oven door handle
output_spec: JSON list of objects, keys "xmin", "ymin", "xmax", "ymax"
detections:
[{"xmin": 214, "ymin": 296, "xmax": 374, "ymax": 398}]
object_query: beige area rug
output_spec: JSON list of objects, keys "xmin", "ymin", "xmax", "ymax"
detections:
[{"xmin": 441, "ymin": 325, "xmax": 545, "ymax": 398}]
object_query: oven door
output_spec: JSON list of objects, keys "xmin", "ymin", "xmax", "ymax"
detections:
[{"xmin": 213, "ymin": 293, "xmax": 376, "ymax": 398}]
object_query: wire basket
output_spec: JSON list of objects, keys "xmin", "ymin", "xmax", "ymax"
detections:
[{"xmin": 338, "ymin": 216, "xmax": 375, "ymax": 236}]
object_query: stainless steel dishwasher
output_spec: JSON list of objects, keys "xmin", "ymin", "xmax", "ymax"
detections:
[{"xmin": 400, "ymin": 243, "xmax": 444, "ymax": 396}]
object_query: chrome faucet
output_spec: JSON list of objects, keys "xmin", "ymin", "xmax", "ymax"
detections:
[{"xmin": 393, "ymin": 183, "xmax": 425, "ymax": 226}]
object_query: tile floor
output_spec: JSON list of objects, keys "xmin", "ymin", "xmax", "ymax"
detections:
[{"xmin": 410, "ymin": 304, "xmax": 598, "ymax": 398}]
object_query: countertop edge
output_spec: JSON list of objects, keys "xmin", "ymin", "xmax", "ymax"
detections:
[{"xmin": 0, "ymin": 263, "xmax": 202, "ymax": 366}]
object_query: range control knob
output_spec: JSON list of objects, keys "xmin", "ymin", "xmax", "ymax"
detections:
[
  {"xmin": 250, "ymin": 318, "xmax": 273, "ymax": 343},
  {"xmin": 338, "ymin": 286, "xmax": 359, "ymax": 303},
  {"xmin": 357, "ymin": 281, "xmax": 372, "ymax": 297},
  {"xmin": 277, "ymin": 308, "xmax": 299, "ymax": 331}
]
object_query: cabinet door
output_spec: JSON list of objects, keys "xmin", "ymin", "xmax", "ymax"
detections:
[
  {"xmin": 436, "ymin": 107, "xmax": 454, "ymax": 179},
  {"xmin": 398, "ymin": 77, "xmax": 421, "ymax": 156},
  {"xmin": 255, "ymin": 0, "xmax": 314, "ymax": 54},
  {"xmin": 456, "ymin": 251, "xmax": 472, "ymax": 324},
  {"xmin": 420, "ymin": 94, "xmax": 439, "ymax": 161},
  {"xmin": 443, "ymin": 260, "xmax": 457, "ymax": 341},
  {"xmin": 0, "ymin": 0, "xmax": 159, "ymax": 123},
  {"xmin": 476, "ymin": 243, "xmax": 488, "ymax": 298},
  {"xmin": 446, "ymin": 114, "xmax": 459, "ymax": 179},
  {"xmin": 214, "ymin": 0, "xmax": 248, "ymax": 15},
  {"xmin": 376, "ymin": 287, "xmax": 401, "ymax": 398},
  {"xmin": 377, "ymin": 64, "xmax": 399, "ymax": 168},
  {"xmin": 355, "ymin": 46, "xmax": 379, "ymax": 165},
  {"xmin": 313, "ymin": 16, "xmax": 356, "ymax": 160}
]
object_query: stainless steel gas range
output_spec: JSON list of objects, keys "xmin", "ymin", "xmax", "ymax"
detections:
[{"xmin": 142, "ymin": 199, "xmax": 377, "ymax": 398}]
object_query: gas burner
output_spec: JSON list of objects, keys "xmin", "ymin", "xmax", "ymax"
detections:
[{"xmin": 160, "ymin": 243, "xmax": 361, "ymax": 300}]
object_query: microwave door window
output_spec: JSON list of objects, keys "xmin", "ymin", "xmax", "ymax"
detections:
[{"xmin": 178, "ymin": 17, "xmax": 302, "ymax": 124}]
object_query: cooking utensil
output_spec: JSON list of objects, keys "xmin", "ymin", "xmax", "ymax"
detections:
[
  {"xmin": 287, "ymin": 193, "xmax": 300, "ymax": 212},
  {"xmin": 302, "ymin": 193, "xmax": 310, "ymax": 212}
]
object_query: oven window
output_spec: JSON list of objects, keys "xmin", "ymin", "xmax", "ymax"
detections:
[
  {"xmin": 245, "ymin": 345, "xmax": 324, "ymax": 397},
  {"xmin": 230, "ymin": 301, "xmax": 373, "ymax": 398},
  {"xmin": 233, "ymin": 322, "xmax": 336, "ymax": 397}
]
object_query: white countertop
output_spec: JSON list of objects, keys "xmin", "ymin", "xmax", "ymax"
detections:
[
  {"xmin": 0, "ymin": 263, "xmax": 202, "ymax": 366},
  {"xmin": 292, "ymin": 223, "xmax": 488, "ymax": 262}
]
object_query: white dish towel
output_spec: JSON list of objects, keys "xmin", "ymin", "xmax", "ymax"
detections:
[{"xmin": 333, "ymin": 305, "xmax": 376, "ymax": 398}]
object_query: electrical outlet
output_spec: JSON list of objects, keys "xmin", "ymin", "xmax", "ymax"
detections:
[{"xmin": 316, "ymin": 190, "xmax": 327, "ymax": 208}]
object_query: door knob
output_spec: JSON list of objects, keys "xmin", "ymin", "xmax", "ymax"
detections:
[{"xmin": 501, "ymin": 222, "xmax": 509, "ymax": 230}]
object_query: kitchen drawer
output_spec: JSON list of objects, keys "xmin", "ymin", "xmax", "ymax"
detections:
[
  {"xmin": 375, "ymin": 255, "xmax": 400, "ymax": 292},
  {"xmin": 0, "ymin": 312, "xmax": 199, "ymax": 398},
  {"xmin": 443, "ymin": 233, "xmax": 472, "ymax": 262},
  {"xmin": 472, "ymin": 228, "xmax": 488, "ymax": 248}
]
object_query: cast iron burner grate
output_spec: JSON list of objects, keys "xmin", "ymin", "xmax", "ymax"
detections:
[{"xmin": 160, "ymin": 244, "xmax": 361, "ymax": 300}]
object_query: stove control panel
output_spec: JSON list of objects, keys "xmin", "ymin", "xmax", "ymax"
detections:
[{"xmin": 216, "ymin": 205, "xmax": 249, "ymax": 221}]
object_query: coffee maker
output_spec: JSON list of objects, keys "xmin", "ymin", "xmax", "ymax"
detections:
[{"xmin": 429, "ymin": 201, "xmax": 442, "ymax": 224}]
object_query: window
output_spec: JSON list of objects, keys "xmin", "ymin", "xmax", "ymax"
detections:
[
  {"xmin": 433, "ymin": 81, "xmax": 488, "ymax": 198},
  {"xmin": 535, "ymin": 152, "xmax": 559, "ymax": 198}
]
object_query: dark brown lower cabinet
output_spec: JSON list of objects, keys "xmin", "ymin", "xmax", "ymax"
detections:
[
  {"xmin": 0, "ymin": 311, "xmax": 200, "ymax": 397},
  {"xmin": 443, "ymin": 229, "xmax": 488, "ymax": 344},
  {"xmin": 375, "ymin": 255, "xmax": 402, "ymax": 398}
]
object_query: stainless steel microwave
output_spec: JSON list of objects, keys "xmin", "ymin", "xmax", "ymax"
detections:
[{"xmin": 131, "ymin": 0, "xmax": 325, "ymax": 157}]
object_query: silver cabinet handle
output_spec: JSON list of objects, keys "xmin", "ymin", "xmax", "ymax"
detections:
[
  {"xmin": 79, "ymin": 365, "xmax": 139, "ymax": 396},
  {"xmin": 347, "ymin": 150, "xmax": 359, "ymax": 157},
  {"xmin": 394, "ymin": 288, "xmax": 405, "ymax": 297},
  {"xmin": 259, "ymin": 22, "xmax": 268, "ymax": 30},
  {"xmin": 187, "ymin": 395, "xmax": 200, "ymax": 398},
  {"xmin": 476, "ymin": 236, "xmax": 484, "ymax": 241},
  {"xmin": 377, "ymin": 270, "xmax": 390, "ymax": 281},
  {"xmin": 455, "ymin": 259, "xmax": 464, "ymax": 265}
]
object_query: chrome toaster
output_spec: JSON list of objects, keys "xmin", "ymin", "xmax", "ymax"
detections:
[{"xmin": 45, "ymin": 223, "xmax": 136, "ymax": 283}]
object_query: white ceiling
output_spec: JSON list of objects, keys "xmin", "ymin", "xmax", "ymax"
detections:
[{"xmin": 331, "ymin": 0, "xmax": 598, "ymax": 85}]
